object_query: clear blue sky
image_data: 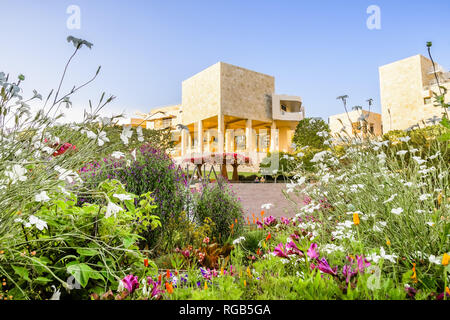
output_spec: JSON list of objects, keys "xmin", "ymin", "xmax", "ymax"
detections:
[{"xmin": 1, "ymin": 0, "xmax": 449, "ymax": 122}]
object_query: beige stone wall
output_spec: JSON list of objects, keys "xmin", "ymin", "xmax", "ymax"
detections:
[
  {"xmin": 379, "ymin": 54, "xmax": 448, "ymax": 132},
  {"xmin": 181, "ymin": 63, "xmax": 221, "ymax": 125},
  {"xmin": 329, "ymin": 110, "xmax": 382, "ymax": 137},
  {"xmin": 220, "ymin": 62, "xmax": 274, "ymax": 122}
]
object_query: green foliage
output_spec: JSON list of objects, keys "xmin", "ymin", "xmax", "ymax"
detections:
[
  {"xmin": 0, "ymin": 184, "xmax": 155, "ymax": 300},
  {"xmin": 193, "ymin": 182, "xmax": 244, "ymax": 244},
  {"xmin": 292, "ymin": 117, "xmax": 330, "ymax": 149}
]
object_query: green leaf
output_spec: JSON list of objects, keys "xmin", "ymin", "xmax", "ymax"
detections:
[
  {"xmin": 122, "ymin": 235, "xmax": 138, "ymax": 249},
  {"xmin": 438, "ymin": 132, "xmax": 450, "ymax": 142},
  {"xmin": 440, "ymin": 117, "xmax": 450, "ymax": 129},
  {"xmin": 67, "ymin": 263, "xmax": 101, "ymax": 288},
  {"xmin": 34, "ymin": 277, "xmax": 52, "ymax": 285},
  {"xmin": 12, "ymin": 265, "xmax": 31, "ymax": 282},
  {"xmin": 76, "ymin": 248, "xmax": 98, "ymax": 257}
]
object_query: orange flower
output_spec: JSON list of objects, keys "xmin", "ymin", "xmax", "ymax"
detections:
[
  {"xmin": 247, "ymin": 217, "xmax": 250, "ymax": 224},
  {"xmin": 265, "ymin": 232, "xmax": 271, "ymax": 242},
  {"xmin": 158, "ymin": 274, "xmax": 162, "ymax": 283},
  {"xmin": 442, "ymin": 253, "xmax": 449, "ymax": 266},
  {"xmin": 165, "ymin": 282, "xmax": 173, "ymax": 294},
  {"xmin": 411, "ymin": 263, "xmax": 418, "ymax": 283},
  {"xmin": 144, "ymin": 258, "xmax": 149, "ymax": 267},
  {"xmin": 353, "ymin": 213, "xmax": 360, "ymax": 226},
  {"xmin": 261, "ymin": 210, "xmax": 265, "ymax": 217},
  {"xmin": 231, "ymin": 223, "xmax": 234, "ymax": 230},
  {"xmin": 166, "ymin": 269, "xmax": 170, "ymax": 279},
  {"xmin": 235, "ymin": 218, "xmax": 238, "ymax": 224},
  {"xmin": 446, "ymin": 287, "xmax": 450, "ymax": 296}
]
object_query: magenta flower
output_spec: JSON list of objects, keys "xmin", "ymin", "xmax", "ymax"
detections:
[
  {"xmin": 307, "ymin": 243, "xmax": 319, "ymax": 260},
  {"xmin": 316, "ymin": 258, "xmax": 338, "ymax": 275},
  {"xmin": 342, "ymin": 265, "xmax": 357, "ymax": 283},
  {"xmin": 281, "ymin": 217, "xmax": 291, "ymax": 225},
  {"xmin": 355, "ymin": 255, "xmax": 371, "ymax": 272},
  {"xmin": 122, "ymin": 274, "xmax": 139, "ymax": 293},
  {"xmin": 273, "ymin": 243, "xmax": 289, "ymax": 258},
  {"xmin": 286, "ymin": 241, "xmax": 303, "ymax": 256},
  {"xmin": 264, "ymin": 215, "xmax": 277, "ymax": 227},
  {"xmin": 147, "ymin": 277, "xmax": 164, "ymax": 299}
]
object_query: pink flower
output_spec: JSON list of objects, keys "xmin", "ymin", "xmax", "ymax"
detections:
[
  {"xmin": 286, "ymin": 241, "xmax": 303, "ymax": 256},
  {"xmin": 203, "ymin": 237, "xmax": 210, "ymax": 244},
  {"xmin": 307, "ymin": 243, "xmax": 319, "ymax": 260},
  {"xmin": 316, "ymin": 258, "xmax": 337, "ymax": 275},
  {"xmin": 273, "ymin": 243, "xmax": 289, "ymax": 258},
  {"xmin": 122, "ymin": 274, "xmax": 139, "ymax": 293},
  {"xmin": 263, "ymin": 216, "xmax": 277, "ymax": 227},
  {"xmin": 281, "ymin": 217, "xmax": 291, "ymax": 225}
]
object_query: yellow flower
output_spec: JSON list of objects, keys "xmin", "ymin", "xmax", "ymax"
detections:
[
  {"xmin": 353, "ymin": 213, "xmax": 360, "ymax": 226},
  {"xmin": 243, "ymin": 280, "xmax": 247, "ymax": 287},
  {"xmin": 437, "ymin": 192, "xmax": 442, "ymax": 206},
  {"xmin": 442, "ymin": 253, "xmax": 449, "ymax": 266},
  {"xmin": 204, "ymin": 281, "xmax": 208, "ymax": 290},
  {"xmin": 386, "ymin": 239, "xmax": 391, "ymax": 246},
  {"xmin": 246, "ymin": 266, "xmax": 252, "ymax": 278}
]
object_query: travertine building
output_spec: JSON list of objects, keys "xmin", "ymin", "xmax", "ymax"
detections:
[
  {"xmin": 329, "ymin": 109, "xmax": 382, "ymax": 138},
  {"xmin": 379, "ymin": 54, "xmax": 450, "ymax": 132},
  {"xmin": 131, "ymin": 62, "xmax": 305, "ymax": 162}
]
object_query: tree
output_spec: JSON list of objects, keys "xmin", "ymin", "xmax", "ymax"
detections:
[{"xmin": 292, "ymin": 117, "xmax": 330, "ymax": 149}]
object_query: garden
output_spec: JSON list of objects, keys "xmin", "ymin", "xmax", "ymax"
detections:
[{"xmin": 0, "ymin": 37, "xmax": 448, "ymax": 301}]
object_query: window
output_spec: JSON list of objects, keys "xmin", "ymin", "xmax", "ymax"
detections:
[
  {"xmin": 281, "ymin": 105, "xmax": 287, "ymax": 112},
  {"xmin": 352, "ymin": 122, "xmax": 361, "ymax": 134},
  {"xmin": 162, "ymin": 118, "xmax": 172, "ymax": 128}
]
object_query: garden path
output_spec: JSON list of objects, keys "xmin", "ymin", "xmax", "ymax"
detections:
[{"xmin": 228, "ymin": 183, "xmax": 305, "ymax": 219}]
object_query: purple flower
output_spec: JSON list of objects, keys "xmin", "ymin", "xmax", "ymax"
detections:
[
  {"xmin": 122, "ymin": 274, "xmax": 139, "ymax": 293},
  {"xmin": 286, "ymin": 241, "xmax": 303, "ymax": 256},
  {"xmin": 263, "ymin": 215, "xmax": 277, "ymax": 227},
  {"xmin": 273, "ymin": 243, "xmax": 289, "ymax": 258},
  {"xmin": 342, "ymin": 264, "xmax": 357, "ymax": 283},
  {"xmin": 316, "ymin": 258, "xmax": 338, "ymax": 276},
  {"xmin": 355, "ymin": 255, "xmax": 371, "ymax": 272},
  {"xmin": 307, "ymin": 243, "xmax": 319, "ymax": 260},
  {"xmin": 147, "ymin": 277, "xmax": 163, "ymax": 298}
]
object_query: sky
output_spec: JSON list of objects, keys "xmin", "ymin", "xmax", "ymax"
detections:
[{"xmin": 1, "ymin": 0, "xmax": 449, "ymax": 123}]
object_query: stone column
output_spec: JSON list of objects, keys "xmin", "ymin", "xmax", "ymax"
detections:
[
  {"xmin": 205, "ymin": 129, "xmax": 211, "ymax": 152},
  {"xmin": 225, "ymin": 128, "xmax": 233, "ymax": 152},
  {"xmin": 245, "ymin": 119, "xmax": 253, "ymax": 152},
  {"xmin": 270, "ymin": 121, "xmax": 278, "ymax": 152},
  {"xmin": 197, "ymin": 120, "xmax": 203, "ymax": 153},
  {"xmin": 218, "ymin": 114, "xmax": 224, "ymax": 153},
  {"xmin": 181, "ymin": 130, "xmax": 186, "ymax": 156}
]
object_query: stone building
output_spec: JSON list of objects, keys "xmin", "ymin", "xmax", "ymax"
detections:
[
  {"xmin": 379, "ymin": 54, "xmax": 450, "ymax": 132},
  {"xmin": 328, "ymin": 108, "xmax": 382, "ymax": 139},
  {"xmin": 131, "ymin": 62, "xmax": 305, "ymax": 164}
]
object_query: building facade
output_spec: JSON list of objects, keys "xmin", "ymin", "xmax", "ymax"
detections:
[
  {"xmin": 131, "ymin": 62, "xmax": 305, "ymax": 163},
  {"xmin": 329, "ymin": 109, "xmax": 382, "ymax": 139},
  {"xmin": 379, "ymin": 54, "xmax": 450, "ymax": 132}
]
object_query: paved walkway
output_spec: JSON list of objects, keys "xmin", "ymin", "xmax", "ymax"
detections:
[{"xmin": 228, "ymin": 183, "xmax": 305, "ymax": 219}]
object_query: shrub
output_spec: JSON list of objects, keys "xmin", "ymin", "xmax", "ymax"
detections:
[
  {"xmin": 292, "ymin": 117, "xmax": 330, "ymax": 150},
  {"xmin": 193, "ymin": 181, "xmax": 244, "ymax": 244},
  {"xmin": 80, "ymin": 144, "xmax": 188, "ymax": 250}
]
